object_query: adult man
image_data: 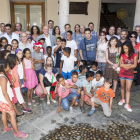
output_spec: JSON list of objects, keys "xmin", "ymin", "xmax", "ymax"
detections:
[
  {"xmin": 66, "ymin": 30, "xmax": 77, "ymax": 58},
  {"xmin": 119, "ymin": 29, "xmax": 130, "ymax": 48},
  {"xmin": 0, "ymin": 23, "xmax": 6, "ymax": 37},
  {"xmin": 48, "ymin": 20, "xmax": 54, "ymax": 35},
  {"xmin": 2, "ymin": 24, "xmax": 19, "ymax": 44},
  {"xmin": 19, "ymin": 32, "xmax": 33, "ymax": 52},
  {"xmin": 135, "ymin": 25, "xmax": 140, "ymax": 43},
  {"xmin": 88, "ymin": 22, "xmax": 98, "ymax": 38},
  {"xmin": 117, "ymin": 27, "xmax": 122, "ymax": 37},
  {"xmin": 14, "ymin": 23, "xmax": 24, "ymax": 36},
  {"xmin": 106, "ymin": 26, "xmax": 120, "ymax": 40},
  {"xmin": 36, "ymin": 25, "xmax": 56, "ymax": 52},
  {"xmin": 79, "ymin": 28, "xmax": 98, "ymax": 63},
  {"xmin": 61, "ymin": 24, "xmax": 72, "ymax": 40}
]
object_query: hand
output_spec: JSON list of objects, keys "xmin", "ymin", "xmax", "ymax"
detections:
[
  {"xmin": 43, "ymin": 89, "xmax": 48, "ymax": 95},
  {"xmin": 110, "ymin": 108, "xmax": 112, "ymax": 112},
  {"xmin": 65, "ymin": 85, "xmax": 71, "ymax": 89},
  {"xmin": 23, "ymin": 77, "xmax": 28, "ymax": 82},
  {"xmin": 9, "ymin": 103, "xmax": 14, "ymax": 110},
  {"xmin": 56, "ymin": 107, "xmax": 61, "ymax": 113},
  {"xmin": 138, "ymin": 60, "xmax": 140, "ymax": 63},
  {"xmin": 113, "ymin": 64, "xmax": 118, "ymax": 70},
  {"xmin": 9, "ymin": 70, "xmax": 13, "ymax": 75},
  {"xmin": 95, "ymin": 94, "xmax": 98, "ymax": 98}
]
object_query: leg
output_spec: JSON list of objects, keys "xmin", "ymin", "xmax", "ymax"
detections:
[
  {"xmin": 27, "ymin": 89, "xmax": 30, "ymax": 103},
  {"xmin": 2, "ymin": 112, "xmax": 8, "ymax": 129},
  {"xmin": 85, "ymin": 98, "xmax": 92, "ymax": 106},
  {"xmin": 101, "ymin": 102, "xmax": 111, "ymax": 117},
  {"xmin": 62, "ymin": 71, "xmax": 67, "ymax": 80},
  {"xmin": 61, "ymin": 97, "xmax": 69, "ymax": 111},
  {"xmin": 70, "ymin": 96, "xmax": 77, "ymax": 107},
  {"xmin": 125, "ymin": 80, "xmax": 133, "ymax": 104},
  {"xmin": 68, "ymin": 71, "xmax": 73, "ymax": 79},
  {"xmin": 80, "ymin": 91, "xmax": 84, "ymax": 106},
  {"xmin": 46, "ymin": 87, "xmax": 50, "ymax": 100},
  {"xmin": 30, "ymin": 89, "xmax": 33, "ymax": 100},
  {"xmin": 113, "ymin": 80, "xmax": 118, "ymax": 92},
  {"xmin": 120, "ymin": 79, "xmax": 126, "ymax": 99},
  {"xmin": 13, "ymin": 104, "xmax": 22, "ymax": 115}
]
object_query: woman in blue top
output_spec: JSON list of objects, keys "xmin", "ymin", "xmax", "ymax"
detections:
[{"xmin": 72, "ymin": 24, "xmax": 81, "ymax": 41}]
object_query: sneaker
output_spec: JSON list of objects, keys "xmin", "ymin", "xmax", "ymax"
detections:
[
  {"xmin": 33, "ymin": 91, "xmax": 38, "ymax": 97},
  {"xmin": 32, "ymin": 100, "xmax": 35, "ymax": 103},
  {"xmin": 27, "ymin": 102, "xmax": 32, "ymax": 106},
  {"xmin": 47, "ymin": 100, "xmax": 50, "ymax": 105},
  {"xmin": 70, "ymin": 107, "xmax": 74, "ymax": 114},
  {"xmin": 80, "ymin": 106, "xmax": 86, "ymax": 113},
  {"xmin": 124, "ymin": 104, "xmax": 132, "ymax": 112},
  {"xmin": 51, "ymin": 99, "xmax": 56, "ymax": 103},
  {"xmin": 118, "ymin": 99, "xmax": 125, "ymax": 105},
  {"xmin": 23, "ymin": 108, "xmax": 32, "ymax": 113},
  {"xmin": 87, "ymin": 108, "xmax": 95, "ymax": 116}
]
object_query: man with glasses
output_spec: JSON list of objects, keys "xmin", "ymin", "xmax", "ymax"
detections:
[
  {"xmin": 0, "ymin": 23, "xmax": 6, "ymax": 37},
  {"xmin": 48, "ymin": 20, "xmax": 54, "ymax": 35},
  {"xmin": 135, "ymin": 25, "xmax": 140, "ymax": 43}
]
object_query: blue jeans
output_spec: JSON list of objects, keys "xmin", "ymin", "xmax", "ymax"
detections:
[
  {"xmin": 35, "ymin": 70, "xmax": 40, "ymax": 83},
  {"xmin": 71, "ymin": 92, "xmax": 80, "ymax": 102},
  {"xmin": 61, "ymin": 93, "xmax": 77, "ymax": 110},
  {"xmin": 62, "ymin": 71, "xmax": 73, "ymax": 80}
]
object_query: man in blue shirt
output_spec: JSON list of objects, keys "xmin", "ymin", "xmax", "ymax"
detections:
[
  {"xmin": 61, "ymin": 24, "xmax": 72, "ymax": 40},
  {"xmin": 88, "ymin": 22, "xmax": 98, "ymax": 39},
  {"xmin": 79, "ymin": 28, "xmax": 98, "ymax": 62}
]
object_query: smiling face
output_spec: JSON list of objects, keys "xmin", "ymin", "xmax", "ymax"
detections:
[
  {"xmin": 129, "ymin": 34, "xmax": 137, "ymax": 42},
  {"xmin": 1, "ymin": 39, "xmax": 7, "ymax": 47},
  {"xmin": 12, "ymin": 40, "xmax": 18, "ymax": 49},
  {"xmin": 109, "ymin": 27, "xmax": 115, "ymax": 36}
]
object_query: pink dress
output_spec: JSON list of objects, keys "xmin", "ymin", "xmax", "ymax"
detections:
[{"xmin": 24, "ymin": 58, "xmax": 38, "ymax": 89}]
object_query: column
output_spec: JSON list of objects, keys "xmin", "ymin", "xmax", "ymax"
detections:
[
  {"xmin": 59, "ymin": 0, "xmax": 69, "ymax": 33},
  {"xmin": 133, "ymin": 0, "xmax": 140, "ymax": 28}
]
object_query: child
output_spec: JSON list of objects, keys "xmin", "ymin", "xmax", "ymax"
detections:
[
  {"xmin": 82, "ymin": 71, "xmax": 94, "ymax": 106},
  {"xmin": 0, "ymin": 37, "xmax": 8, "ymax": 51},
  {"xmin": 7, "ymin": 54, "xmax": 31, "ymax": 113},
  {"xmin": 44, "ymin": 46, "xmax": 54, "ymax": 64},
  {"xmin": 88, "ymin": 78, "xmax": 115, "ymax": 117},
  {"xmin": 0, "ymin": 50, "xmax": 11, "ymax": 59},
  {"xmin": 32, "ymin": 42, "xmax": 44, "ymax": 82},
  {"xmin": 11, "ymin": 39, "xmax": 19, "ymax": 54},
  {"xmin": 27, "ymin": 37, "xmax": 32, "ymax": 44},
  {"xmin": 0, "ymin": 59, "xmax": 28, "ymax": 138},
  {"xmin": 38, "ymin": 38, "xmax": 45, "ymax": 46},
  {"xmin": 89, "ymin": 61, "xmax": 100, "ymax": 77},
  {"xmin": 23, "ymin": 48, "xmax": 38, "ymax": 105},
  {"xmin": 60, "ymin": 47, "xmax": 79, "ymax": 79},
  {"xmin": 118, "ymin": 42, "xmax": 137, "ymax": 112},
  {"xmin": 54, "ymin": 38, "xmax": 66, "ymax": 73},
  {"xmin": 78, "ymin": 65, "xmax": 87, "ymax": 83},
  {"xmin": 69, "ymin": 71, "xmax": 86, "ymax": 113},
  {"xmin": 92, "ymin": 71, "xmax": 104, "ymax": 94},
  {"xmin": 75, "ymin": 60, "xmax": 87, "ymax": 74},
  {"xmin": 4, "ymin": 44, "xmax": 12, "ymax": 51},
  {"xmin": 44, "ymin": 64, "xmax": 57, "ymax": 104},
  {"xmin": 56, "ymin": 74, "xmax": 78, "ymax": 113}
]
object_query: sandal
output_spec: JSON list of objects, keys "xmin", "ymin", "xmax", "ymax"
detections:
[
  {"xmin": 47, "ymin": 100, "xmax": 50, "ymax": 105},
  {"xmin": 52, "ymin": 99, "xmax": 56, "ymax": 103},
  {"xmin": 3, "ymin": 126, "xmax": 13, "ymax": 132},
  {"xmin": 14, "ymin": 131, "xmax": 28, "ymax": 138}
]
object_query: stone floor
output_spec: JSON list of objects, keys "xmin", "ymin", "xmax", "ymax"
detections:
[{"xmin": 0, "ymin": 85, "xmax": 140, "ymax": 140}]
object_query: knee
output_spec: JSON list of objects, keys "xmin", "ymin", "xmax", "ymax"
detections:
[
  {"xmin": 63, "ymin": 104, "xmax": 69, "ymax": 111},
  {"xmin": 81, "ymin": 91, "xmax": 84, "ymax": 96},
  {"xmin": 121, "ymin": 85, "xmax": 125, "ymax": 89},
  {"xmin": 126, "ymin": 88, "xmax": 130, "ymax": 93},
  {"xmin": 11, "ymin": 111, "xmax": 16, "ymax": 118},
  {"xmin": 74, "ymin": 102, "xmax": 78, "ymax": 106},
  {"xmin": 104, "ymin": 112, "xmax": 111, "ymax": 117}
]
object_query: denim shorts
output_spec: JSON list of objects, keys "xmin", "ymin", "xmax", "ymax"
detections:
[
  {"xmin": 119, "ymin": 77, "xmax": 133, "ymax": 81},
  {"xmin": 71, "ymin": 92, "xmax": 80, "ymax": 102}
]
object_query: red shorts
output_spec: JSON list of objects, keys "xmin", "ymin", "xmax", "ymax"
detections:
[{"xmin": 84, "ymin": 95, "xmax": 91, "ymax": 101}]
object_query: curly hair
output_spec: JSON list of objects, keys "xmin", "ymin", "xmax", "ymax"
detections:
[
  {"xmin": 108, "ymin": 36, "xmax": 120, "ymax": 48},
  {"xmin": 31, "ymin": 25, "xmax": 40, "ymax": 35},
  {"xmin": 53, "ymin": 26, "xmax": 60, "ymax": 36}
]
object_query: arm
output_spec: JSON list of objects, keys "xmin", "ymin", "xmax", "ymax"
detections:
[
  {"xmin": 22, "ymin": 61, "xmax": 28, "ymax": 82},
  {"xmin": 74, "ymin": 49, "xmax": 77, "ymax": 58},
  {"xmin": 56, "ymin": 96, "xmax": 62, "ymax": 113},
  {"xmin": 59, "ymin": 60, "xmax": 63, "ymax": 74},
  {"xmin": 34, "ymin": 59, "xmax": 44, "ymax": 64},
  {"xmin": 54, "ymin": 45, "xmax": 60, "ymax": 53},
  {"xmin": 109, "ymin": 97, "xmax": 113, "ymax": 112},
  {"xmin": 79, "ymin": 49, "xmax": 84, "ymax": 60},
  {"xmin": 83, "ymin": 87, "xmax": 92, "ymax": 98},
  {"xmin": 31, "ymin": 61, "xmax": 35, "ymax": 70}
]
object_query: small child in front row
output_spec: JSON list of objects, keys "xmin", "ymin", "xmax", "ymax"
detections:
[
  {"xmin": 60, "ymin": 47, "xmax": 79, "ymax": 79},
  {"xmin": 78, "ymin": 65, "xmax": 87, "ymax": 83},
  {"xmin": 89, "ymin": 61, "xmax": 100, "ymax": 77},
  {"xmin": 88, "ymin": 78, "xmax": 115, "ymax": 117}
]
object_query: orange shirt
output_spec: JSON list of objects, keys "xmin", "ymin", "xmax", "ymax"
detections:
[{"xmin": 96, "ymin": 87, "xmax": 115, "ymax": 103}]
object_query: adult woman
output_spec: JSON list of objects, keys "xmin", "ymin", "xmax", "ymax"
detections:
[
  {"xmin": 0, "ymin": 37, "xmax": 8, "ymax": 51},
  {"xmin": 31, "ymin": 25, "xmax": 40, "ymax": 42},
  {"xmin": 101, "ymin": 26, "xmax": 108, "ymax": 34},
  {"xmin": 72, "ymin": 24, "xmax": 81, "ymax": 41},
  {"xmin": 96, "ymin": 31, "xmax": 108, "ymax": 75},
  {"xmin": 104, "ymin": 36, "xmax": 121, "ymax": 92},
  {"xmin": 53, "ymin": 26, "xmax": 61, "ymax": 39},
  {"xmin": 38, "ymin": 57, "xmax": 58, "ymax": 104},
  {"xmin": 129, "ymin": 31, "xmax": 140, "ymax": 85}
]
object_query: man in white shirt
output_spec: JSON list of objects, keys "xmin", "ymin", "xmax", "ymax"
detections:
[
  {"xmin": 2, "ymin": 24, "xmax": 19, "ymax": 44},
  {"xmin": 19, "ymin": 32, "xmax": 33, "ymax": 52},
  {"xmin": 106, "ymin": 26, "xmax": 120, "ymax": 40},
  {"xmin": 48, "ymin": 20, "xmax": 54, "ymax": 35},
  {"xmin": 0, "ymin": 23, "xmax": 6, "ymax": 37},
  {"xmin": 66, "ymin": 30, "xmax": 77, "ymax": 58}
]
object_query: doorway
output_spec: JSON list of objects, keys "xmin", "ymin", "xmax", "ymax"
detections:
[{"xmin": 11, "ymin": 2, "xmax": 45, "ymax": 32}]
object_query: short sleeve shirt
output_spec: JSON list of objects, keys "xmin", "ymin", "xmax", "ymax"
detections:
[
  {"xmin": 78, "ymin": 73, "xmax": 86, "ymax": 83},
  {"xmin": 82, "ymin": 80, "xmax": 92, "ymax": 94},
  {"xmin": 66, "ymin": 40, "xmax": 77, "ymax": 56},
  {"xmin": 69, "ymin": 79, "xmax": 81, "ymax": 93}
]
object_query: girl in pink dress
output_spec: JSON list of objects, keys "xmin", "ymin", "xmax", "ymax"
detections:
[{"xmin": 23, "ymin": 48, "xmax": 38, "ymax": 105}]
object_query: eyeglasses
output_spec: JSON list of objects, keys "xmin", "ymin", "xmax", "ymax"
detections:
[
  {"xmin": 130, "ymin": 36, "xmax": 136, "ymax": 38},
  {"xmin": 135, "ymin": 25, "xmax": 140, "ymax": 27},
  {"xmin": 100, "ymin": 34, "xmax": 105, "ymax": 36}
]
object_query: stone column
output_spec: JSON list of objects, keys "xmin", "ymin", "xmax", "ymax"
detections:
[
  {"xmin": 134, "ymin": 0, "xmax": 140, "ymax": 29},
  {"xmin": 59, "ymin": 0, "xmax": 69, "ymax": 34}
]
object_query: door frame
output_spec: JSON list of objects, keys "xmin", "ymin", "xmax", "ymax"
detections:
[{"xmin": 11, "ymin": 2, "xmax": 45, "ymax": 31}]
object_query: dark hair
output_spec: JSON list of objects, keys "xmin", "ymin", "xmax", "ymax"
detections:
[
  {"xmin": 61, "ymin": 38, "xmax": 66, "ymax": 43},
  {"xmin": 45, "ymin": 56, "xmax": 54, "ymax": 66},
  {"xmin": 67, "ymin": 30, "xmax": 73, "ymax": 35},
  {"xmin": 84, "ymin": 28, "xmax": 91, "ymax": 33},
  {"xmin": 12, "ymin": 39, "xmax": 19, "ymax": 44},
  {"xmin": 79, "ymin": 65, "xmax": 86, "ymax": 73},
  {"xmin": 101, "ymin": 26, "xmax": 108, "ymax": 32},
  {"xmin": 91, "ymin": 61, "xmax": 98, "ymax": 67},
  {"xmin": 48, "ymin": 20, "xmax": 54, "ymax": 24},
  {"xmin": 4, "ymin": 44, "xmax": 12, "ymax": 50},
  {"xmin": 0, "ymin": 50, "xmax": 10, "ymax": 59},
  {"xmin": 99, "ymin": 31, "xmax": 107, "ymax": 42},
  {"xmin": 109, "ymin": 25, "xmax": 115, "ymax": 30},
  {"xmin": 39, "ymin": 38, "xmax": 45, "ymax": 42},
  {"xmin": 23, "ymin": 48, "xmax": 31, "ymax": 57},
  {"xmin": 53, "ymin": 26, "xmax": 60, "ymax": 36},
  {"xmin": 47, "ymin": 46, "xmax": 52, "ymax": 51},
  {"xmin": 80, "ymin": 60, "xmax": 87, "ymax": 66},
  {"xmin": 88, "ymin": 22, "xmax": 94, "ymax": 27},
  {"xmin": 129, "ymin": 31, "xmax": 137, "ymax": 38},
  {"xmin": 74, "ymin": 24, "xmax": 80, "ymax": 32},
  {"xmin": 104, "ymin": 78, "xmax": 112, "ymax": 84},
  {"xmin": 72, "ymin": 71, "xmax": 78, "ymax": 76},
  {"xmin": 96, "ymin": 70, "xmax": 102, "ymax": 76},
  {"xmin": 108, "ymin": 36, "xmax": 120, "ymax": 48},
  {"xmin": 31, "ymin": 25, "xmax": 40, "ymax": 35},
  {"xmin": 63, "ymin": 47, "xmax": 71, "ymax": 55},
  {"xmin": 86, "ymin": 71, "xmax": 94, "ymax": 78},
  {"xmin": 56, "ymin": 37, "xmax": 61, "ymax": 41},
  {"xmin": 121, "ymin": 29, "xmax": 128, "ymax": 34},
  {"xmin": 15, "ymin": 23, "xmax": 22, "ymax": 30},
  {"xmin": 5, "ymin": 24, "xmax": 12, "ymax": 28},
  {"xmin": 117, "ymin": 26, "xmax": 122, "ymax": 30},
  {"xmin": 121, "ymin": 41, "xmax": 135, "ymax": 59},
  {"xmin": 0, "ymin": 37, "xmax": 8, "ymax": 47},
  {"xmin": 7, "ymin": 54, "xmax": 18, "ymax": 69},
  {"xmin": 56, "ymin": 74, "xmax": 64, "ymax": 81},
  {"xmin": 64, "ymin": 24, "xmax": 71, "ymax": 28}
]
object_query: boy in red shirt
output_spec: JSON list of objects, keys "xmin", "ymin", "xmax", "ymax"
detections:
[{"xmin": 88, "ymin": 78, "xmax": 115, "ymax": 117}]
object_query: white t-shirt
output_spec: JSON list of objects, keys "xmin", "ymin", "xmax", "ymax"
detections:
[
  {"xmin": 92, "ymin": 77, "xmax": 104, "ymax": 89},
  {"xmin": 61, "ymin": 55, "xmax": 77, "ymax": 73},
  {"xmin": 18, "ymin": 62, "xmax": 24, "ymax": 80},
  {"xmin": 45, "ymin": 35, "xmax": 51, "ymax": 46},
  {"xmin": 66, "ymin": 40, "xmax": 77, "ymax": 56}
]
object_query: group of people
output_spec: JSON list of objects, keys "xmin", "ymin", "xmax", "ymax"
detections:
[{"xmin": 0, "ymin": 20, "xmax": 140, "ymax": 138}]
